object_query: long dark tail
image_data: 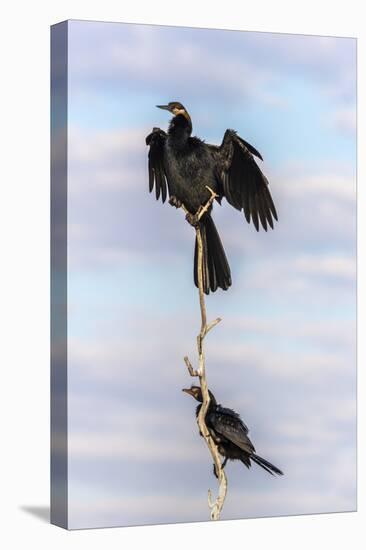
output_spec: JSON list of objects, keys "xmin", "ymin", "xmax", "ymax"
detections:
[
  {"xmin": 249, "ymin": 454, "xmax": 284, "ymax": 476},
  {"xmin": 194, "ymin": 214, "xmax": 232, "ymax": 294}
]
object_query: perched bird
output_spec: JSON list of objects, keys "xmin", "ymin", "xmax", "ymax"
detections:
[
  {"xmin": 146, "ymin": 102, "xmax": 278, "ymax": 294},
  {"xmin": 182, "ymin": 386, "xmax": 283, "ymax": 477}
]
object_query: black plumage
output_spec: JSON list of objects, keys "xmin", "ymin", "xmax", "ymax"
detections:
[
  {"xmin": 146, "ymin": 102, "xmax": 278, "ymax": 294},
  {"xmin": 182, "ymin": 386, "xmax": 283, "ymax": 477}
]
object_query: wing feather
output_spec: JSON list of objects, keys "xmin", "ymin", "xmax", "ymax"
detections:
[
  {"xmin": 256, "ymin": 191, "xmax": 268, "ymax": 231},
  {"xmin": 209, "ymin": 406, "xmax": 255, "ymax": 454},
  {"xmin": 250, "ymin": 194, "xmax": 259, "ymax": 231},
  {"xmin": 145, "ymin": 128, "xmax": 170, "ymax": 203},
  {"xmin": 214, "ymin": 130, "xmax": 278, "ymax": 230}
]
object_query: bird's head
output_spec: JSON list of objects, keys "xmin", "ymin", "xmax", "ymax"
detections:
[
  {"xmin": 182, "ymin": 385, "xmax": 216, "ymax": 404},
  {"xmin": 157, "ymin": 102, "xmax": 191, "ymax": 124}
]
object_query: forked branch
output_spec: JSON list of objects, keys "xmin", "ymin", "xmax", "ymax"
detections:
[{"xmin": 181, "ymin": 187, "xmax": 228, "ymax": 520}]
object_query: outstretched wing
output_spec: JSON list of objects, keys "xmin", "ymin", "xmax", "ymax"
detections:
[
  {"xmin": 145, "ymin": 127, "xmax": 170, "ymax": 203},
  {"xmin": 208, "ymin": 405, "xmax": 256, "ymax": 454},
  {"xmin": 212, "ymin": 129, "xmax": 278, "ymax": 231}
]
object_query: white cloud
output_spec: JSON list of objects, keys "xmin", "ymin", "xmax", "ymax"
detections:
[
  {"xmin": 68, "ymin": 21, "xmax": 356, "ymax": 106},
  {"xmin": 224, "ymin": 315, "xmax": 355, "ymax": 351},
  {"xmin": 68, "ymin": 430, "xmax": 203, "ymax": 462},
  {"xmin": 236, "ymin": 252, "xmax": 356, "ymax": 298},
  {"xmin": 68, "ymin": 493, "xmax": 208, "ymax": 528},
  {"xmin": 294, "ymin": 254, "xmax": 355, "ymax": 281},
  {"xmin": 331, "ymin": 107, "xmax": 357, "ymax": 135},
  {"xmin": 211, "ymin": 341, "xmax": 353, "ymax": 381}
]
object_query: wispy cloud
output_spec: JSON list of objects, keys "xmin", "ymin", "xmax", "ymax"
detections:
[
  {"xmin": 68, "ymin": 22, "xmax": 356, "ymax": 107},
  {"xmin": 331, "ymin": 107, "xmax": 357, "ymax": 136}
]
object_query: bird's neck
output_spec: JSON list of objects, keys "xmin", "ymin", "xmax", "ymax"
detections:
[
  {"xmin": 195, "ymin": 404, "xmax": 201, "ymax": 417},
  {"xmin": 168, "ymin": 114, "xmax": 192, "ymax": 146},
  {"xmin": 195, "ymin": 392, "xmax": 217, "ymax": 418}
]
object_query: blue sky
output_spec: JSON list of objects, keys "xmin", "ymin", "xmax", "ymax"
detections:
[{"xmin": 64, "ymin": 20, "xmax": 356, "ymax": 528}]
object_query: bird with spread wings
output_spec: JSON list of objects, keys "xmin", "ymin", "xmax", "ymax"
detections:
[{"xmin": 146, "ymin": 102, "xmax": 278, "ymax": 294}]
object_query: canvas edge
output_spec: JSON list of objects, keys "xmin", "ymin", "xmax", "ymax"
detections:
[{"xmin": 50, "ymin": 19, "xmax": 69, "ymax": 530}]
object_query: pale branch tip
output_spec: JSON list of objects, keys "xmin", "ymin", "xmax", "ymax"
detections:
[
  {"xmin": 205, "ymin": 317, "xmax": 222, "ymax": 335},
  {"xmin": 184, "ymin": 356, "xmax": 199, "ymax": 377}
]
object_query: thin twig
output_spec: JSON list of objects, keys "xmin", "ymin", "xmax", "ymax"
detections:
[
  {"xmin": 184, "ymin": 356, "xmax": 199, "ymax": 377},
  {"xmin": 197, "ymin": 186, "xmax": 219, "ymax": 221},
  {"xmin": 181, "ymin": 188, "xmax": 228, "ymax": 520}
]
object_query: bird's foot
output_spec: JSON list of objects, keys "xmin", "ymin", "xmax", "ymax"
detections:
[
  {"xmin": 185, "ymin": 212, "xmax": 200, "ymax": 227},
  {"xmin": 168, "ymin": 195, "xmax": 182, "ymax": 209}
]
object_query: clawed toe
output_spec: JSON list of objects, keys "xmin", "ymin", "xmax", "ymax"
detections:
[
  {"xmin": 185, "ymin": 212, "xmax": 200, "ymax": 227},
  {"xmin": 169, "ymin": 196, "xmax": 182, "ymax": 208}
]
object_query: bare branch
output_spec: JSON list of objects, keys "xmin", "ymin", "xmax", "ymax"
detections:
[
  {"xmin": 205, "ymin": 317, "xmax": 222, "ymax": 335},
  {"xmin": 180, "ymin": 191, "xmax": 228, "ymax": 520}
]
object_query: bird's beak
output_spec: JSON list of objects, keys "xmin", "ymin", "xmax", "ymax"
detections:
[
  {"xmin": 156, "ymin": 105, "xmax": 171, "ymax": 111},
  {"xmin": 182, "ymin": 388, "xmax": 195, "ymax": 397}
]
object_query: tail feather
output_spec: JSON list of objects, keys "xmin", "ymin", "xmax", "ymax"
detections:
[
  {"xmin": 194, "ymin": 214, "xmax": 232, "ymax": 294},
  {"xmin": 250, "ymin": 454, "xmax": 283, "ymax": 476}
]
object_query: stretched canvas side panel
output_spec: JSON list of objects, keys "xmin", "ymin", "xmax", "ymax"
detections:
[{"xmin": 50, "ymin": 20, "xmax": 68, "ymax": 529}]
